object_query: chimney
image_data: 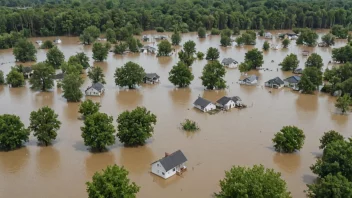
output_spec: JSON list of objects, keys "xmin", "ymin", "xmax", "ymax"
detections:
[{"xmin": 165, "ymin": 152, "xmax": 170, "ymax": 157}]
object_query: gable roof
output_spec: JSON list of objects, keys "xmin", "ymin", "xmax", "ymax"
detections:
[
  {"xmin": 266, "ymin": 77, "xmax": 284, "ymax": 85},
  {"xmin": 145, "ymin": 73, "xmax": 160, "ymax": 79},
  {"xmin": 216, "ymin": 96, "xmax": 232, "ymax": 105},
  {"xmin": 230, "ymin": 96, "xmax": 241, "ymax": 102},
  {"xmin": 284, "ymin": 76, "xmax": 301, "ymax": 83},
  {"xmin": 89, "ymin": 82, "xmax": 104, "ymax": 92},
  {"xmin": 155, "ymin": 150, "xmax": 187, "ymax": 172},
  {"xmin": 221, "ymin": 58, "xmax": 237, "ymax": 65},
  {"xmin": 193, "ymin": 97, "xmax": 213, "ymax": 108},
  {"xmin": 242, "ymin": 75, "xmax": 258, "ymax": 83}
]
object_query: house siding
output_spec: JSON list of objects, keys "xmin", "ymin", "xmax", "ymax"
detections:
[
  {"xmin": 151, "ymin": 162, "xmax": 185, "ymax": 179},
  {"xmin": 85, "ymin": 88, "xmax": 103, "ymax": 96}
]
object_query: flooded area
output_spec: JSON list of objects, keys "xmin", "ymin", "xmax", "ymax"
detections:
[{"xmin": 0, "ymin": 30, "xmax": 352, "ymax": 198}]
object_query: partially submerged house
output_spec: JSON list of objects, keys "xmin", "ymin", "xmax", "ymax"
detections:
[
  {"xmin": 85, "ymin": 82, "xmax": 105, "ymax": 96},
  {"xmin": 142, "ymin": 35, "xmax": 150, "ymax": 42},
  {"xmin": 221, "ymin": 58, "xmax": 238, "ymax": 68},
  {"xmin": 265, "ymin": 77, "xmax": 284, "ymax": 89},
  {"xmin": 264, "ymin": 32, "xmax": 273, "ymax": 39},
  {"xmin": 271, "ymin": 44, "xmax": 279, "ymax": 50},
  {"xmin": 239, "ymin": 75, "xmax": 258, "ymax": 85},
  {"xmin": 293, "ymin": 68, "xmax": 303, "ymax": 74},
  {"xmin": 284, "ymin": 76, "xmax": 301, "ymax": 91},
  {"xmin": 53, "ymin": 38, "xmax": 62, "ymax": 44},
  {"xmin": 154, "ymin": 35, "xmax": 167, "ymax": 40},
  {"xmin": 302, "ymin": 50, "xmax": 309, "ymax": 56},
  {"xmin": 151, "ymin": 150, "xmax": 187, "ymax": 179},
  {"xmin": 193, "ymin": 97, "xmax": 216, "ymax": 112},
  {"xmin": 318, "ymin": 42, "xmax": 328, "ymax": 47},
  {"xmin": 141, "ymin": 45, "xmax": 157, "ymax": 54},
  {"xmin": 144, "ymin": 73, "xmax": 160, "ymax": 84},
  {"xmin": 216, "ymin": 96, "xmax": 242, "ymax": 110},
  {"xmin": 22, "ymin": 66, "xmax": 33, "ymax": 79}
]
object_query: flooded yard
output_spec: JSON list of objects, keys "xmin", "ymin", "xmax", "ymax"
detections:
[{"xmin": 0, "ymin": 30, "xmax": 351, "ymax": 198}]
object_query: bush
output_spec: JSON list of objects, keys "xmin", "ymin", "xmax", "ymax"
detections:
[
  {"xmin": 272, "ymin": 126, "xmax": 305, "ymax": 153},
  {"xmin": 181, "ymin": 119, "xmax": 199, "ymax": 131},
  {"xmin": 40, "ymin": 40, "xmax": 54, "ymax": 49},
  {"xmin": 211, "ymin": 28, "xmax": 221, "ymax": 35},
  {"xmin": 196, "ymin": 51, "xmax": 204, "ymax": 59},
  {"xmin": 319, "ymin": 130, "xmax": 344, "ymax": 149},
  {"xmin": 320, "ymin": 84, "xmax": 332, "ymax": 93},
  {"xmin": 156, "ymin": 27, "xmax": 165, "ymax": 32}
]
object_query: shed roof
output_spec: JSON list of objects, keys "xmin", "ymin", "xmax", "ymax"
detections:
[
  {"xmin": 221, "ymin": 58, "xmax": 237, "ymax": 65},
  {"xmin": 154, "ymin": 150, "xmax": 187, "ymax": 172},
  {"xmin": 193, "ymin": 97, "xmax": 212, "ymax": 108}
]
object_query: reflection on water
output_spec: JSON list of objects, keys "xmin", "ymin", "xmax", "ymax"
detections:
[
  {"xmin": 168, "ymin": 88, "xmax": 191, "ymax": 107},
  {"xmin": 0, "ymin": 147, "xmax": 29, "ymax": 173},
  {"xmin": 36, "ymin": 147, "xmax": 60, "ymax": 176},
  {"xmin": 85, "ymin": 152, "xmax": 115, "ymax": 178},
  {"xmin": 115, "ymin": 89, "xmax": 143, "ymax": 108},
  {"xmin": 118, "ymin": 146, "xmax": 155, "ymax": 174},
  {"xmin": 32, "ymin": 91, "xmax": 54, "ymax": 108},
  {"xmin": 273, "ymin": 153, "xmax": 301, "ymax": 174}
]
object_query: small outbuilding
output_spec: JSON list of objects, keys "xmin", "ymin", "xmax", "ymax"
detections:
[
  {"xmin": 264, "ymin": 32, "xmax": 273, "ymax": 39},
  {"xmin": 216, "ymin": 96, "xmax": 242, "ymax": 110},
  {"xmin": 284, "ymin": 76, "xmax": 301, "ymax": 91},
  {"xmin": 151, "ymin": 150, "xmax": 187, "ymax": 179},
  {"xmin": 239, "ymin": 75, "xmax": 258, "ymax": 85},
  {"xmin": 221, "ymin": 58, "xmax": 238, "ymax": 68},
  {"xmin": 85, "ymin": 82, "xmax": 105, "ymax": 96},
  {"xmin": 265, "ymin": 77, "xmax": 284, "ymax": 89},
  {"xmin": 144, "ymin": 73, "xmax": 160, "ymax": 84},
  {"xmin": 193, "ymin": 97, "xmax": 216, "ymax": 112}
]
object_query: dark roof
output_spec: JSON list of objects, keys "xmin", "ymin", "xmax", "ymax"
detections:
[
  {"xmin": 54, "ymin": 73, "xmax": 65, "ymax": 80},
  {"xmin": 266, "ymin": 77, "xmax": 284, "ymax": 85},
  {"xmin": 284, "ymin": 76, "xmax": 301, "ymax": 83},
  {"xmin": 243, "ymin": 75, "xmax": 258, "ymax": 83},
  {"xmin": 221, "ymin": 58, "xmax": 237, "ymax": 65},
  {"xmin": 230, "ymin": 96, "xmax": 241, "ymax": 102},
  {"xmin": 216, "ymin": 96, "xmax": 232, "ymax": 105},
  {"xmin": 90, "ymin": 82, "xmax": 104, "ymax": 92},
  {"xmin": 157, "ymin": 150, "xmax": 187, "ymax": 172},
  {"xmin": 193, "ymin": 97, "xmax": 212, "ymax": 108},
  {"xmin": 145, "ymin": 73, "xmax": 160, "ymax": 79}
]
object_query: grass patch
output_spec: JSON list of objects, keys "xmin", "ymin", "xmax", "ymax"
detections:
[{"xmin": 180, "ymin": 119, "xmax": 199, "ymax": 131}]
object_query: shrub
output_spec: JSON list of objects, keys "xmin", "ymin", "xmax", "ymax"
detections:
[{"xmin": 181, "ymin": 119, "xmax": 199, "ymax": 131}]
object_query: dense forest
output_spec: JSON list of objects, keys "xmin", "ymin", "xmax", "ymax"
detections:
[{"xmin": 1, "ymin": 0, "xmax": 352, "ymax": 37}]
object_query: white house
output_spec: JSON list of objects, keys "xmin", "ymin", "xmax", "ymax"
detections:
[
  {"xmin": 264, "ymin": 32, "xmax": 273, "ymax": 39},
  {"xmin": 265, "ymin": 77, "xmax": 284, "ymax": 89},
  {"xmin": 151, "ymin": 150, "xmax": 187, "ymax": 179},
  {"xmin": 239, "ymin": 75, "xmax": 258, "ymax": 85},
  {"xmin": 85, "ymin": 82, "xmax": 105, "ymax": 96},
  {"xmin": 144, "ymin": 73, "xmax": 160, "ymax": 84},
  {"xmin": 193, "ymin": 97, "xmax": 216, "ymax": 112},
  {"xmin": 221, "ymin": 58, "xmax": 238, "ymax": 68},
  {"xmin": 216, "ymin": 96, "xmax": 242, "ymax": 110},
  {"xmin": 284, "ymin": 76, "xmax": 301, "ymax": 91},
  {"xmin": 54, "ymin": 38, "xmax": 62, "ymax": 44}
]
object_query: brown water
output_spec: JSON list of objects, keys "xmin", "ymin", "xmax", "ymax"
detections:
[{"xmin": 0, "ymin": 30, "xmax": 351, "ymax": 198}]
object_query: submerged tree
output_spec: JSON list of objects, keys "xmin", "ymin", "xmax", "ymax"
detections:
[
  {"xmin": 86, "ymin": 165, "xmax": 140, "ymax": 198},
  {"xmin": 157, "ymin": 40, "xmax": 172, "ymax": 56},
  {"xmin": 40, "ymin": 40, "xmax": 54, "ymax": 49},
  {"xmin": 282, "ymin": 39, "xmax": 290, "ymax": 48},
  {"xmin": 29, "ymin": 62, "xmax": 55, "ymax": 91},
  {"xmin": 106, "ymin": 28, "xmax": 116, "ymax": 43},
  {"xmin": 13, "ymin": 39, "xmax": 37, "ymax": 62},
  {"xmin": 62, "ymin": 73, "xmax": 84, "ymax": 102},
  {"xmin": 46, "ymin": 46, "xmax": 65, "ymax": 69},
  {"xmin": 0, "ymin": 70, "xmax": 5, "ymax": 84},
  {"xmin": 245, "ymin": 48, "xmax": 264, "ymax": 69},
  {"xmin": 88, "ymin": 66, "xmax": 106, "ymax": 84},
  {"xmin": 215, "ymin": 165, "xmax": 291, "ymax": 198},
  {"xmin": 272, "ymin": 126, "xmax": 305, "ymax": 153},
  {"xmin": 171, "ymin": 30, "xmax": 181, "ymax": 45},
  {"xmin": 117, "ymin": 107, "xmax": 157, "ymax": 146},
  {"xmin": 81, "ymin": 112, "xmax": 116, "ymax": 151},
  {"xmin": 68, "ymin": 52, "xmax": 90, "ymax": 69},
  {"xmin": 296, "ymin": 28, "xmax": 318, "ymax": 46},
  {"xmin": 180, "ymin": 119, "xmax": 199, "ymax": 131},
  {"xmin": 113, "ymin": 42, "xmax": 128, "ymax": 54},
  {"xmin": 168, "ymin": 61, "xmax": 194, "ymax": 87},
  {"xmin": 92, "ymin": 42, "xmax": 111, "ymax": 61},
  {"xmin": 279, "ymin": 53, "xmax": 299, "ymax": 71},
  {"xmin": 321, "ymin": 33, "xmax": 335, "ymax": 46},
  {"xmin": 335, "ymin": 94, "xmax": 352, "ymax": 114},
  {"xmin": 0, "ymin": 114, "xmax": 30, "ymax": 151},
  {"xmin": 80, "ymin": 26, "xmax": 100, "ymax": 45},
  {"xmin": 61, "ymin": 62, "xmax": 83, "ymax": 75},
  {"xmin": 205, "ymin": 47, "xmax": 220, "ymax": 61},
  {"xmin": 305, "ymin": 53, "xmax": 323, "ymax": 69},
  {"xmin": 29, "ymin": 106, "xmax": 61, "ymax": 146},
  {"xmin": 79, "ymin": 99, "xmax": 101, "ymax": 118},
  {"xmin": 331, "ymin": 25, "xmax": 348, "ymax": 39},
  {"xmin": 200, "ymin": 60, "xmax": 226, "ymax": 90},
  {"xmin": 298, "ymin": 67, "xmax": 323, "ymax": 94},
  {"xmin": 198, "ymin": 27, "xmax": 206, "ymax": 38},
  {"xmin": 319, "ymin": 130, "xmax": 344, "ymax": 149},
  {"xmin": 263, "ymin": 41, "xmax": 270, "ymax": 51},
  {"xmin": 114, "ymin": 61, "xmax": 145, "ymax": 89},
  {"xmin": 6, "ymin": 69, "xmax": 25, "ymax": 87}
]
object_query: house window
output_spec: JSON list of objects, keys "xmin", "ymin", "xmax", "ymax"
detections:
[
  {"xmin": 173, "ymin": 168, "xmax": 175, "ymax": 172},
  {"xmin": 162, "ymin": 172, "xmax": 165, "ymax": 175}
]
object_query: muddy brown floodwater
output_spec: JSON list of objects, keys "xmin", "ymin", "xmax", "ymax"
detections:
[{"xmin": 0, "ymin": 30, "xmax": 351, "ymax": 198}]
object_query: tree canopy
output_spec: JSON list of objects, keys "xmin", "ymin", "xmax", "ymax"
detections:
[
  {"xmin": 13, "ymin": 39, "xmax": 37, "ymax": 62},
  {"xmin": 335, "ymin": 94, "xmax": 352, "ymax": 114},
  {"xmin": 244, "ymin": 48, "xmax": 264, "ymax": 70},
  {"xmin": 0, "ymin": 114, "xmax": 30, "ymax": 151},
  {"xmin": 62, "ymin": 73, "xmax": 84, "ymax": 102},
  {"xmin": 157, "ymin": 40, "xmax": 172, "ymax": 56},
  {"xmin": 215, "ymin": 164, "xmax": 291, "ymax": 198},
  {"xmin": 272, "ymin": 126, "xmax": 305, "ymax": 153},
  {"xmin": 86, "ymin": 165, "xmax": 140, "ymax": 198},
  {"xmin": 80, "ymin": 26, "xmax": 100, "ymax": 45},
  {"xmin": 116, "ymin": 107, "xmax": 157, "ymax": 146},
  {"xmin": 168, "ymin": 61, "xmax": 194, "ymax": 87},
  {"xmin": 198, "ymin": 27, "xmax": 206, "ymax": 38},
  {"xmin": 68, "ymin": 52, "xmax": 90, "ymax": 69},
  {"xmin": 114, "ymin": 61, "xmax": 145, "ymax": 89},
  {"xmin": 171, "ymin": 31, "xmax": 181, "ymax": 46},
  {"xmin": 29, "ymin": 106, "xmax": 61, "ymax": 146},
  {"xmin": 307, "ymin": 173, "xmax": 352, "ymax": 198},
  {"xmin": 79, "ymin": 99, "xmax": 101, "ymax": 118},
  {"xmin": 88, "ymin": 67, "xmax": 106, "ymax": 84},
  {"xmin": 296, "ymin": 28, "xmax": 319, "ymax": 46},
  {"xmin": 92, "ymin": 42, "xmax": 111, "ymax": 62},
  {"xmin": 279, "ymin": 53, "xmax": 299, "ymax": 71},
  {"xmin": 6, "ymin": 68, "xmax": 25, "ymax": 87},
  {"xmin": 298, "ymin": 67, "xmax": 323, "ymax": 94},
  {"xmin": 321, "ymin": 33, "xmax": 335, "ymax": 46},
  {"xmin": 331, "ymin": 25, "xmax": 348, "ymax": 39},
  {"xmin": 200, "ymin": 60, "xmax": 226, "ymax": 90},
  {"xmin": 282, "ymin": 39, "xmax": 290, "ymax": 48},
  {"xmin": 178, "ymin": 40, "xmax": 196, "ymax": 66},
  {"xmin": 263, "ymin": 41, "xmax": 270, "ymax": 51},
  {"xmin": 29, "ymin": 62, "xmax": 55, "ymax": 91},
  {"xmin": 319, "ymin": 130, "xmax": 344, "ymax": 149},
  {"xmin": 305, "ymin": 53, "xmax": 323, "ymax": 69},
  {"xmin": 46, "ymin": 46, "xmax": 65, "ymax": 69},
  {"xmin": 205, "ymin": 47, "xmax": 220, "ymax": 61}
]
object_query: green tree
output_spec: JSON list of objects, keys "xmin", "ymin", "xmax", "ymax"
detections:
[
  {"xmin": 332, "ymin": 45, "xmax": 352, "ymax": 63},
  {"xmin": 206, "ymin": 47, "xmax": 220, "ymax": 61},
  {"xmin": 233, "ymin": 27, "xmax": 240, "ymax": 35},
  {"xmin": 220, "ymin": 36, "xmax": 231, "ymax": 47},
  {"xmin": 29, "ymin": 106, "xmax": 61, "ymax": 146},
  {"xmin": 272, "ymin": 126, "xmax": 305, "ymax": 153},
  {"xmin": 211, "ymin": 28, "xmax": 220, "ymax": 35},
  {"xmin": 80, "ymin": 26, "xmax": 100, "ymax": 45},
  {"xmin": 298, "ymin": 67, "xmax": 323, "ymax": 94},
  {"xmin": 180, "ymin": 119, "xmax": 199, "ymax": 131},
  {"xmin": 215, "ymin": 165, "xmax": 291, "ymax": 198},
  {"xmin": 62, "ymin": 73, "xmax": 84, "ymax": 102},
  {"xmin": 279, "ymin": 54, "xmax": 299, "ymax": 71},
  {"xmin": 126, "ymin": 37, "xmax": 139, "ymax": 53},
  {"xmin": 117, "ymin": 107, "xmax": 157, "ymax": 146},
  {"xmin": 331, "ymin": 25, "xmax": 348, "ymax": 39},
  {"xmin": 40, "ymin": 40, "xmax": 54, "ymax": 49},
  {"xmin": 319, "ymin": 130, "xmax": 344, "ymax": 149},
  {"xmin": 245, "ymin": 48, "xmax": 264, "ymax": 69},
  {"xmin": 321, "ymin": 33, "xmax": 335, "ymax": 46},
  {"xmin": 0, "ymin": 70, "xmax": 4, "ymax": 84},
  {"xmin": 196, "ymin": 51, "xmax": 204, "ymax": 59},
  {"xmin": 311, "ymin": 139, "xmax": 352, "ymax": 180},
  {"xmin": 282, "ymin": 39, "xmax": 290, "ymax": 48},
  {"xmin": 200, "ymin": 61, "xmax": 226, "ymax": 90},
  {"xmin": 296, "ymin": 28, "xmax": 318, "ymax": 46},
  {"xmin": 157, "ymin": 40, "xmax": 172, "ymax": 56},
  {"xmin": 68, "ymin": 52, "xmax": 90, "ymax": 69},
  {"xmin": 29, "ymin": 62, "xmax": 55, "ymax": 91},
  {"xmin": 259, "ymin": 29, "xmax": 264, "ymax": 36},
  {"xmin": 113, "ymin": 42, "xmax": 128, "ymax": 54},
  {"xmin": 114, "ymin": 61, "xmax": 145, "ymax": 89},
  {"xmin": 238, "ymin": 62, "xmax": 251, "ymax": 73},
  {"xmin": 88, "ymin": 66, "xmax": 106, "ymax": 84},
  {"xmin": 235, "ymin": 36, "xmax": 244, "ymax": 46},
  {"xmin": 335, "ymin": 94, "xmax": 352, "ymax": 114},
  {"xmin": 86, "ymin": 165, "xmax": 140, "ymax": 198},
  {"xmin": 79, "ymin": 99, "xmax": 101, "ymax": 118},
  {"xmin": 92, "ymin": 42, "xmax": 110, "ymax": 61},
  {"xmin": 183, "ymin": 40, "xmax": 196, "ymax": 56},
  {"xmin": 81, "ymin": 112, "xmax": 116, "ymax": 151},
  {"xmin": 46, "ymin": 46, "xmax": 65, "ymax": 69},
  {"xmin": 171, "ymin": 31, "xmax": 181, "ymax": 45},
  {"xmin": 263, "ymin": 41, "xmax": 270, "ymax": 51},
  {"xmin": 307, "ymin": 173, "xmax": 352, "ymax": 198},
  {"xmin": 61, "ymin": 62, "xmax": 83, "ymax": 75},
  {"xmin": 305, "ymin": 53, "xmax": 323, "ymax": 69},
  {"xmin": 198, "ymin": 27, "xmax": 206, "ymax": 38},
  {"xmin": 6, "ymin": 69, "xmax": 25, "ymax": 87},
  {"xmin": 106, "ymin": 28, "xmax": 116, "ymax": 43},
  {"xmin": 221, "ymin": 29, "xmax": 232, "ymax": 38},
  {"xmin": 168, "ymin": 61, "xmax": 194, "ymax": 87},
  {"xmin": 0, "ymin": 114, "xmax": 29, "ymax": 151},
  {"xmin": 13, "ymin": 39, "xmax": 37, "ymax": 62}
]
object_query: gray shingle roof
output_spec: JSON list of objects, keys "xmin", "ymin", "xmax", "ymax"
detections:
[
  {"xmin": 230, "ymin": 96, "xmax": 241, "ymax": 102},
  {"xmin": 284, "ymin": 76, "xmax": 301, "ymax": 83},
  {"xmin": 266, "ymin": 77, "xmax": 284, "ymax": 85},
  {"xmin": 90, "ymin": 82, "xmax": 104, "ymax": 92},
  {"xmin": 157, "ymin": 150, "xmax": 187, "ymax": 172},
  {"xmin": 216, "ymin": 96, "xmax": 232, "ymax": 105},
  {"xmin": 145, "ymin": 73, "xmax": 160, "ymax": 79},
  {"xmin": 193, "ymin": 97, "xmax": 212, "ymax": 108},
  {"xmin": 221, "ymin": 58, "xmax": 237, "ymax": 65},
  {"xmin": 243, "ymin": 75, "xmax": 258, "ymax": 83}
]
